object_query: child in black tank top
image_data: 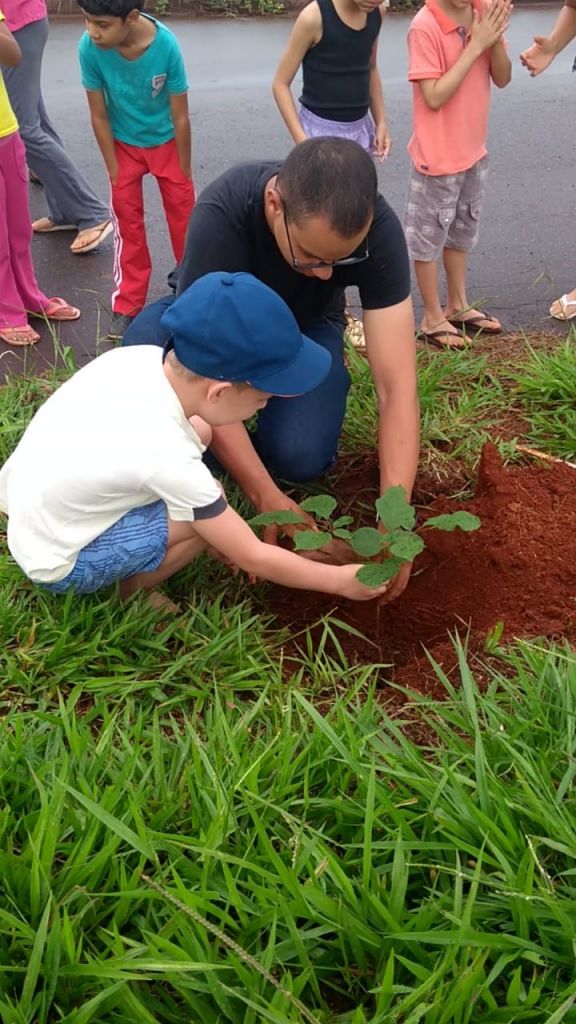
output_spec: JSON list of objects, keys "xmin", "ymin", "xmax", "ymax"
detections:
[{"xmin": 273, "ymin": 0, "xmax": 390, "ymax": 160}]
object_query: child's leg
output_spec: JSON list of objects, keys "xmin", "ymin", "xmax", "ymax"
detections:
[
  {"xmin": 404, "ymin": 165, "xmax": 463, "ymax": 349},
  {"xmin": 150, "ymin": 139, "xmax": 195, "ymax": 263},
  {"xmin": 118, "ymin": 517, "xmax": 206, "ymax": 600},
  {"xmin": 443, "ymin": 156, "xmax": 500, "ymax": 333},
  {"xmin": 0, "ymin": 132, "xmax": 49, "ymax": 332},
  {"xmin": 111, "ymin": 142, "xmax": 151, "ymax": 317},
  {"xmin": 442, "ymin": 247, "xmax": 470, "ymax": 314}
]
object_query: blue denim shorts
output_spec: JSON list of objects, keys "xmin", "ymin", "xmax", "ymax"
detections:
[{"xmin": 42, "ymin": 501, "xmax": 168, "ymax": 594}]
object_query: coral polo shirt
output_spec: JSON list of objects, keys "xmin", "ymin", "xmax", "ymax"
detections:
[{"xmin": 407, "ymin": 0, "xmax": 493, "ymax": 176}]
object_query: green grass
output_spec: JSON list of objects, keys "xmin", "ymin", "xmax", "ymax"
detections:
[
  {"xmin": 1, "ymin": 334, "xmax": 576, "ymax": 1022},
  {"xmin": 514, "ymin": 336, "xmax": 576, "ymax": 459},
  {"xmin": 343, "ymin": 343, "xmax": 509, "ymax": 469},
  {"xmin": 2, "ymin": 643, "xmax": 576, "ymax": 1021}
]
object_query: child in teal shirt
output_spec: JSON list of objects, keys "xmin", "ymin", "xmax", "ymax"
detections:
[{"xmin": 77, "ymin": 0, "xmax": 195, "ymax": 339}]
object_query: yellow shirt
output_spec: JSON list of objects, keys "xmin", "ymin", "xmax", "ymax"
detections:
[{"xmin": 0, "ymin": 12, "xmax": 18, "ymax": 139}]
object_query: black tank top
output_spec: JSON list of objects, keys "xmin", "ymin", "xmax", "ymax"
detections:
[{"xmin": 300, "ymin": 0, "xmax": 382, "ymax": 123}]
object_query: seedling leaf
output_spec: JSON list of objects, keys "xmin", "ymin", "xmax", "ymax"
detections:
[
  {"xmin": 293, "ymin": 530, "xmax": 332, "ymax": 551},
  {"xmin": 388, "ymin": 531, "xmax": 425, "ymax": 561},
  {"xmin": 334, "ymin": 528, "xmax": 353, "ymax": 540},
  {"xmin": 300, "ymin": 495, "xmax": 338, "ymax": 520},
  {"xmin": 350, "ymin": 527, "xmax": 385, "ymax": 558},
  {"xmin": 356, "ymin": 558, "xmax": 404, "ymax": 587},
  {"xmin": 333, "ymin": 515, "xmax": 354, "ymax": 529},
  {"xmin": 375, "ymin": 487, "xmax": 416, "ymax": 531},
  {"xmin": 425, "ymin": 511, "xmax": 481, "ymax": 532},
  {"xmin": 249, "ymin": 510, "xmax": 306, "ymax": 527}
]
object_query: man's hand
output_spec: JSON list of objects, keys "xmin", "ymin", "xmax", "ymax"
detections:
[
  {"xmin": 520, "ymin": 35, "xmax": 555, "ymax": 76},
  {"xmin": 378, "ymin": 559, "xmax": 412, "ymax": 605},
  {"xmin": 256, "ymin": 489, "xmax": 356, "ymax": 565},
  {"xmin": 373, "ymin": 121, "xmax": 391, "ymax": 162}
]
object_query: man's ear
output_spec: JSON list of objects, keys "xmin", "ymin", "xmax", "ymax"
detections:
[
  {"xmin": 265, "ymin": 183, "xmax": 283, "ymax": 221},
  {"xmin": 205, "ymin": 380, "xmax": 233, "ymax": 404}
]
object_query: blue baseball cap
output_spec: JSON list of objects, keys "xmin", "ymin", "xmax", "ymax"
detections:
[{"xmin": 161, "ymin": 271, "xmax": 332, "ymax": 397}]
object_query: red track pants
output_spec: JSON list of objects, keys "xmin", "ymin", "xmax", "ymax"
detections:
[{"xmin": 111, "ymin": 138, "xmax": 195, "ymax": 316}]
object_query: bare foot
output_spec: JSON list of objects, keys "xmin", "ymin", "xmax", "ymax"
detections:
[{"xmin": 145, "ymin": 590, "xmax": 182, "ymax": 615}]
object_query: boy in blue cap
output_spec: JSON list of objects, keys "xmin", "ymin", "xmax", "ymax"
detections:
[{"xmin": 0, "ymin": 273, "xmax": 389, "ymax": 604}]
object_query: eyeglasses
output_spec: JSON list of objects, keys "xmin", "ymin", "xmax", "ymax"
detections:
[{"xmin": 279, "ymin": 195, "xmax": 370, "ymax": 270}]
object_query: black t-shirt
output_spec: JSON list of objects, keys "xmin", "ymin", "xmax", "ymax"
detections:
[{"xmin": 177, "ymin": 161, "xmax": 410, "ymax": 330}]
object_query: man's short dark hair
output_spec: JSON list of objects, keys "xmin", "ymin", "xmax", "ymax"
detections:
[
  {"xmin": 276, "ymin": 138, "xmax": 377, "ymax": 239},
  {"xmin": 76, "ymin": 0, "xmax": 144, "ymax": 17}
]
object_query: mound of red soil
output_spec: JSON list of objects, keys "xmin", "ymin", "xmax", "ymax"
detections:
[{"xmin": 267, "ymin": 444, "xmax": 576, "ymax": 693}]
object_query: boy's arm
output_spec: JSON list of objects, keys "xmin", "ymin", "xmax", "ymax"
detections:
[
  {"xmin": 193, "ymin": 505, "xmax": 390, "ymax": 601},
  {"xmin": 490, "ymin": 37, "xmax": 511, "ymax": 87},
  {"xmin": 416, "ymin": 0, "xmax": 511, "ymax": 110},
  {"xmin": 169, "ymin": 92, "xmax": 192, "ymax": 180},
  {"xmin": 520, "ymin": 2, "xmax": 576, "ymax": 76},
  {"xmin": 272, "ymin": 3, "xmax": 322, "ymax": 145},
  {"xmin": 0, "ymin": 20, "xmax": 21, "ymax": 66},
  {"xmin": 85, "ymin": 90, "xmax": 118, "ymax": 184},
  {"xmin": 369, "ymin": 30, "xmax": 390, "ymax": 160}
]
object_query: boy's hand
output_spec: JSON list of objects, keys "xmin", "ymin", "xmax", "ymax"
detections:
[
  {"xmin": 335, "ymin": 565, "xmax": 390, "ymax": 602},
  {"xmin": 373, "ymin": 122, "xmax": 391, "ymax": 162},
  {"xmin": 520, "ymin": 35, "xmax": 555, "ymax": 76},
  {"xmin": 470, "ymin": 0, "xmax": 512, "ymax": 54},
  {"xmin": 107, "ymin": 160, "xmax": 119, "ymax": 186}
]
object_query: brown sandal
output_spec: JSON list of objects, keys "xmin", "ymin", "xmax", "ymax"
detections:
[
  {"xmin": 447, "ymin": 310, "xmax": 502, "ymax": 335},
  {"xmin": 419, "ymin": 328, "xmax": 466, "ymax": 351}
]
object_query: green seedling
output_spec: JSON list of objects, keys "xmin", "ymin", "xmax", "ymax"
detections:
[{"xmin": 250, "ymin": 487, "xmax": 480, "ymax": 587}]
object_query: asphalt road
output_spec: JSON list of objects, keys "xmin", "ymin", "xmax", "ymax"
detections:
[{"xmin": 11, "ymin": 5, "xmax": 575, "ymax": 377}]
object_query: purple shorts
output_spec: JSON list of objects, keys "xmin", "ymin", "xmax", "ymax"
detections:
[{"xmin": 299, "ymin": 105, "xmax": 374, "ymax": 153}]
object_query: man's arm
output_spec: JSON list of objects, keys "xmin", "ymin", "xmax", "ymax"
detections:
[
  {"xmin": 85, "ymin": 90, "xmax": 118, "ymax": 183},
  {"xmin": 520, "ymin": 2, "xmax": 576, "ymax": 76},
  {"xmin": 169, "ymin": 92, "xmax": 192, "ymax": 180},
  {"xmin": 363, "ymin": 299, "xmax": 419, "ymax": 501},
  {"xmin": 363, "ymin": 299, "xmax": 419, "ymax": 602},
  {"xmin": 272, "ymin": 4, "xmax": 322, "ymax": 145}
]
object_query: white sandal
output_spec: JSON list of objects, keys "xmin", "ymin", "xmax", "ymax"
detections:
[{"xmin": 550, "ymin": 293, "xmax": 576, "ymax": 321}]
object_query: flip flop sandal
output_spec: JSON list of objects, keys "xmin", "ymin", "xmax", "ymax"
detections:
[
  {"xmin": 31, "ymin": 298, "xmax": 81, "ymax": 322},
  {"xmin": 0, "ymin": 325, "xmax": 41, "ymax": 346},
  {"xmin": 70, "ymin": 220, "xmax": 114, "ymax": 255},
  {"xmin": 447, "ymin": 310, "xmax": 502, "ymax": 335},
  {"xmin": 32, "ymin": 217, "xmax": 76, "ymax": 233},
  {"xmin": 550, "ymin": 294, "xmax": 576, "ymax": 321},
  {"xmin": 419, "ymin": 328, "xmax": 465, "ymax": 351}
]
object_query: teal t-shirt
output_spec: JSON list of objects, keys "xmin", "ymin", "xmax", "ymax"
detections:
[{"xmin": 78, "ymin": 16, "xmax": 188, "ymax": 148}]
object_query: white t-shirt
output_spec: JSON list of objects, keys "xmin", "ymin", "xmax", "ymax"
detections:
[{"xmin": 0, "ymin": 346, "xmax": 225, "ymax": 583}]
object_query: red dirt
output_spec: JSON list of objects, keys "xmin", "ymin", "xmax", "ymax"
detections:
[{"xmin": 267, "ymin": 444, "xmax": 576, "ymax": 693}]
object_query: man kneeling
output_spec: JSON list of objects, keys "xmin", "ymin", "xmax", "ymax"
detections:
[{"xmin": 0, "ymin": 272, "xmax": 387, "ymax": 603}]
